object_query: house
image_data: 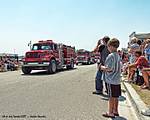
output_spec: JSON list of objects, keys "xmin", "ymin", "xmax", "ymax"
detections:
[{"xmin": 129, "ymin": 32, "xmax": 150, "ymax": 42}]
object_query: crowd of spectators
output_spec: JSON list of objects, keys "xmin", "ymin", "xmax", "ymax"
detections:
[
  {"xmin": 122, "ymin": 37, "xmax": 150, "ymax": 90},
  {"xmin": 0, "ymin": 56, "xmax": 19, "ymax": 72}
]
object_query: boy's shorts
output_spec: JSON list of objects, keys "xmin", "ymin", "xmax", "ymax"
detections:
[{"xmin": 107, "ymin": 84, "xmax": 121, "ymax": 98}]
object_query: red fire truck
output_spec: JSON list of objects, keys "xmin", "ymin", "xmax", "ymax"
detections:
[
  {"xmin": 22, "ymin": 40, "xmax": 76, "ymax": 74},
  {"xmin": 76, "ymin": 49, "xmax": 94, "ymax": 65},
  {"xmin": 93, "ymin": 52, "xmax": 100, "ymax": 62}
]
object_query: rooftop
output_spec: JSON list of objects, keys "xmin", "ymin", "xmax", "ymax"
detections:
[{"xmin": 129, "ymin": 32, "xmax": 150, "ymax": 39}]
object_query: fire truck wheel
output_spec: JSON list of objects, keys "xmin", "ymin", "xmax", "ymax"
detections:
[
  {"xmin": 70, "ymin": 60, "xmax": 74, "ymax": 69},
  {"xmin": 87, "ymin": 60, "xmax": 91, "ymax": 65},
  {"xmin": 67, "ymin": 60, "xmax": 74, "ymax": 69},
  {"xmin": 47, "ymin": 59, "xmax": 57, "ymax": 74},
  {"xmin": 22, "ymin": 67, "xmax": 32, "ymax": 74}
]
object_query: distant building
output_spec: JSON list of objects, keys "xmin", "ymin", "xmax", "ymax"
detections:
[
  {"xmin": 0, "ymin": 53, "xmax": 18, "ymax": 57},
  {"xmin": 129, "ymin": 32, "xmax": 150, "ymax": 42},
  {"xmin": 0, "ymin": 53, "xmax": 18, "ymax": 61}
]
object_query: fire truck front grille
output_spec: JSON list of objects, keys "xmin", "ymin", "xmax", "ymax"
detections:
[
  {"xmin": 77, "ymin": 57, "xmax": 84, "ymax": 60},
  {"xmin": 26, "ymin": 53, "xmax": 40, "ymax": 58}
]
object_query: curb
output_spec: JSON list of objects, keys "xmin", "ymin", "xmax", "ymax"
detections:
[{"xmin": 122, "ymin": 81, "xmax": 150, "ymax": 120}]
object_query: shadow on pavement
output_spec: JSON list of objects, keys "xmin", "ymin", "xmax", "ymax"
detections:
[
  {"xmin": 77, "ymin": 64, "xmax": 96, "ymax": 66},
  {"xmin": 21, "ymin": 68, "xmax": 77, "ymax": 76},
  {"xmin": 121, "ymin": 89, "xmax": 126, "ymax": 93},
  {"xmin": 118, "ymin": 96, "xmax": 126, "ymax": 101},
  {"xmin": 101, "ymin": 94, "xmax": 109, "ymax": 97},
  {"xmin": 100, "ymin": 95, "xmax": 126, "ymax": 102},
  {"xmin": 100, "ymin": 94, "xmax": 109, "ymax": 101},
  {"xmin": 111, "ymin": 116, "xmax": 127, "ymax": 120},
  {"xmin": 101, "ymin": 97, "xmax": 109, "ymax": 101}
]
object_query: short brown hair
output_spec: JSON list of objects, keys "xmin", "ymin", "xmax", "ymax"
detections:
[
  {"xmin": 103, "ymin": 36, "xmax": 110, "ymax": 44},
  {"xmin": 107, "ymin": 38, "xmax": 120, "ymax": 48},
  {"xmin": 137, "ymin": 39, "xmax": 142, "ymax": 45},
  {"xmin": 135, "ymin": 50, "xmax": 142, "ymax": 56}
]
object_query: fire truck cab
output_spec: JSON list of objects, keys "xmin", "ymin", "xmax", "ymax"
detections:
[
  {"xmin": 22, "ymin": 40, "xmax": 76, "ymax": 74},
  {"xmin": 76, "ymin": 49, "xmax": 93, "ymax": 65}
]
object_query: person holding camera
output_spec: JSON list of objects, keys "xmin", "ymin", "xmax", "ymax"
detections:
[{"xmin": 93, "ymin": 36, "xmax": 110, "ymax": 95}]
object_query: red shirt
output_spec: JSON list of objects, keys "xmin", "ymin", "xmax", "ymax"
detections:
[{"xmin": 135, "ymin": 56, "xmax": 149, "ymax": 69}]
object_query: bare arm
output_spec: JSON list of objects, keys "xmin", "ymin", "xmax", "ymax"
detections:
[
  {"xmin": 128, "ymin": 63, "xmax": 136, "ymax": 68},
  {"xmin": 93, "ymin": 45, "xmax": 99, "ymax": 52},
  {"xmin": 93, "ymin": 40, "xmax": 101, "ymax": 52},
  {"xmin": 99, "ymin": 64, "xmax": 112, "ymax": 72}
]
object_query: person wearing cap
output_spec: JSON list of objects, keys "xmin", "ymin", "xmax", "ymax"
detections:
[
  {"xmin": 128, "ymin": 37, "xmax": 140, "ymax": 64},
  {"xmin": 93, "ymin": 36, "xmax": 110, "ymax": 95}
]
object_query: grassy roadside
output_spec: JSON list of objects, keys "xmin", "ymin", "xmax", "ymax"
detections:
[
  {"xmin": 131, "ymin": 84, "xmax": 150, "ymax": 106},
  {"xmin": 122, "ymin": 75, "xmax": 150, "ymax": 106}
]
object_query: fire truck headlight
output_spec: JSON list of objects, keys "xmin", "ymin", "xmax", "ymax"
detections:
[
  {"xmin": 41, "ymin": 58, "xmax": 47, "ymax": 61},
  {"xmin": 43, "ymin": 62, "xmax": 49, "ymax": 65},
  {"xmin": 22, "ymin": 58, "xmax": 25, "ymax": 62}
]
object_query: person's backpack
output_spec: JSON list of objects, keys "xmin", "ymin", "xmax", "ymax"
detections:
[
  {"xmin": 136, "ymin": 75, "xmax": 144, "ymax": 86},
  {"xmin": 133, "ymin": 69, "xmax": 144, "ymax": 86}
]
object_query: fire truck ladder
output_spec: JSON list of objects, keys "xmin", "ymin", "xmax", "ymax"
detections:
[{"xmin": 58, "ymin": 44, "xmax": 65, "ymax": 69}]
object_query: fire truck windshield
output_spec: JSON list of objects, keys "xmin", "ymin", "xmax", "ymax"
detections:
[
  {"xmin": 32, "ymin": 44, "xmax": 53, "ymax": 50},
  {"xmin": 78, "ymin": 52, "xmax": 89, "ymax": 55}
]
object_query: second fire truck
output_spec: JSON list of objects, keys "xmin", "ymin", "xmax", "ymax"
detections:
[{"xmin": 76, "ymin": 49, "xmax": 95, "ymax": 65}]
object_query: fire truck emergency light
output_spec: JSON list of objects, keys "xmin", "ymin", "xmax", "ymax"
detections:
[
  {"xmin": 47, "ymin": 40, "xmax": 53, "ymax": 42},
  {"xmin": 38, "ymin": 40, "xmax": 44, "ymax": 43}
]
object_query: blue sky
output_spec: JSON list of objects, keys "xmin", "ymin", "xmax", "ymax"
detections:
[{"xmin": 0, "ymin": 0, "xmax": 150, "ymax": 55}]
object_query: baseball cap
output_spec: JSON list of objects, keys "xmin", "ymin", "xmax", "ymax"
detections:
[{"xmin": 130, "ymin": 43, "xmax": 139, "ymax": 49}]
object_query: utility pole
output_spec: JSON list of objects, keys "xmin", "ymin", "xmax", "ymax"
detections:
[{"xmin": 13, "ymin": 48, "xmax": 16, "ymax": 54}]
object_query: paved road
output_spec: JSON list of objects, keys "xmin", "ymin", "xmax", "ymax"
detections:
[
  {"xmin": 0, "ymin": 64, "xmax": 110, "ymax": 120},
  {"xmin": 0, "ymin": 64, "xmax": 139, "ymax": 120}
]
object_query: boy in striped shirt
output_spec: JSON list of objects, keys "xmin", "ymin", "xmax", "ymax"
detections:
[{"xmin": 100, "ymin": 38, "xmax": 121, "ymax": 118}]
